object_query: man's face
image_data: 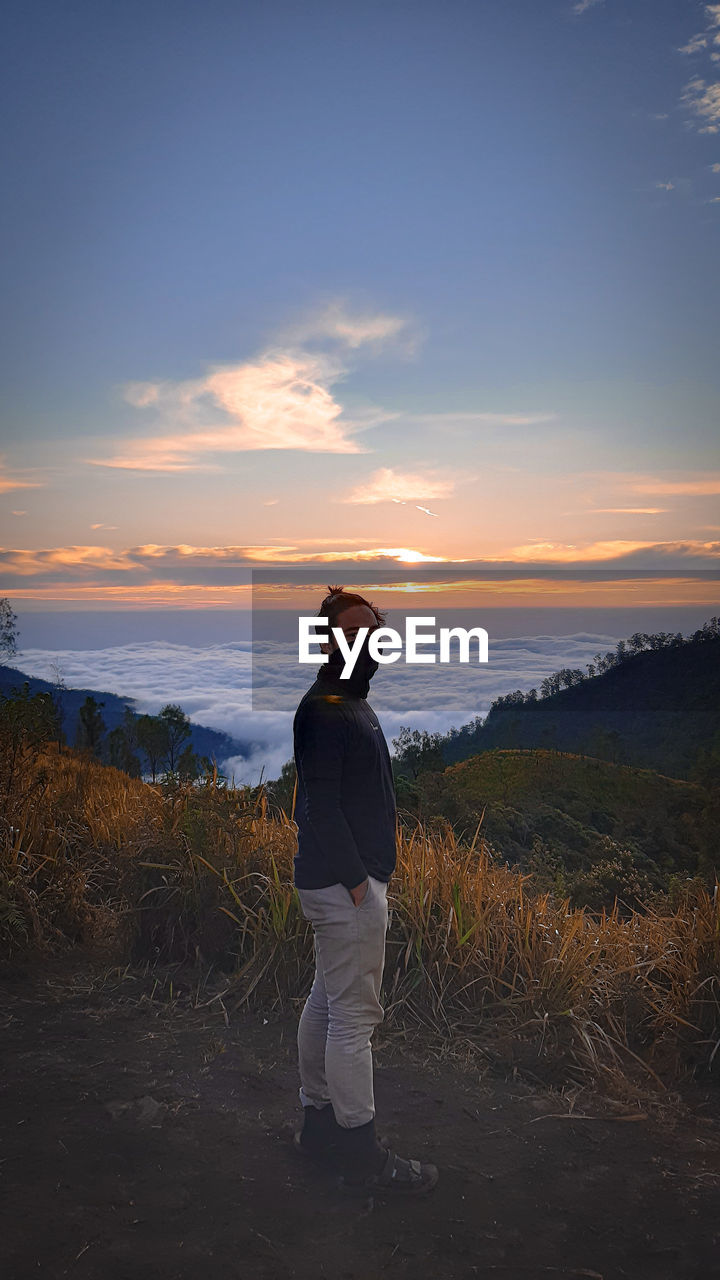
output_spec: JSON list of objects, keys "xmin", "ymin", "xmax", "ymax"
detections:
[{"xmin": 321, "ymin": 603, "xmax": 379, "ymax": 655}]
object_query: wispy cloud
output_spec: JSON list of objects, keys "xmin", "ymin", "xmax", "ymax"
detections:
[
  {"xmin": 397, "ymin": 410, "xmax": 556, "ymax": 429},
  {"xmin": 628, "ymin": 476, "xmax": 720, "ymax": 495},
  {"xmin": 339, "ymin": 467, "xmax": 459, "ymax": 506},
  {"xmin": 584, "ymin": 507, "xmax": 667, "ymax": 514},
  {"xmin": 679, "ymin": 32, "xmax": 710, "ymax": 56},
  {"xmin": 81, "ymin": 300, "xmax": 556, "ymax": 474},
  {"xmin": 0, "ymin": 457, "xmax": 45, "ymax": 495},
  {"xmin": 276, "ymin": 300, "xmax": 417, "ymax": 354},
  {"xmin": 656, "ymin": 181, "xmax": 675, "ymax": 191},
  {"xmin": 572, "ymin": 0, "xmax": 603, "ymax": 15},
  {"xmin": 682, "ymin": 77, "xmax": 720, "ymax": 131},
  {"xmin": 87, "ymin": 351, "xmax": 381, "ymax": 470},
  {"xmin": 679, "ymin": 4, "xmax": 720, "ymax": 59},
  {"xmin": 680, "ymin": 6, "xmax": 720, "ymax": 131},
  {"xmin": 569, "ymin": 470, "xmax": 720, "ymax": 504},
  {"xmin": 390, "ymin": 499, "xmax": 440, "ymax": 516},
  {"xmin": 85, "ymin": 304, "xmax": 413, "ymax": 472}
]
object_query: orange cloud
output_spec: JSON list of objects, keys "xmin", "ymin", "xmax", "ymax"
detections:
[
  {"xmin": 1, "ymin": 546, "xmax": 135, "ymax": 575},
  {"xmin": 505, "ymin": 539, "xmax": 720, "ymax": 562},
  {"xmin": 628, "ymin": 477, "xmax": 720, "ymax": 495},
  {"xmin": 0, "ymin": 459, "xmax": 45, "ymax": 496},
  {"xmin": 340, "ymin": 467, "xmax": 459, "ymax": 505},
  {"xmin": 86, "ymin": 352, "xmax": 380, "ymax": 471},
  {"xmin": 0, "ymin": 543, "xmax": 449, "ymax": 579}
]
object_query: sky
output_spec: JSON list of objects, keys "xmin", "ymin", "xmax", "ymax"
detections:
[{"xmin": 1, "ymin": 0, "xmax": 719, "ymax": 775}]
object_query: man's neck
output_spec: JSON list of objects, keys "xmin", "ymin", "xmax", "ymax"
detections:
[{"xmin": 315, "ymin": 648, "xmax": 372, "ymax": 699}]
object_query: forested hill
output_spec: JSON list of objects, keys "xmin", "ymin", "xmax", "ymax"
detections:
[
  {"xmin": 0, "ymin": 663, "xmax": 247, "ymax": 770},
  {"xmin": 440, "ymin": 630, "xmax": 720, "ymax": 781}
]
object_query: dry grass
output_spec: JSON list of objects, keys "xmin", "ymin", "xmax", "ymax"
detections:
[{"xmin": 1, "ymin": 734, "xmax": 718, "ymax": 1088}]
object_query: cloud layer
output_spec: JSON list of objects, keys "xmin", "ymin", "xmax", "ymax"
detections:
[
  {"xmin": 13, "ymin": 631, "xmax": 629, "ymax": 785},
  {"xmin": 1, "ymin": 535, "xmax": 718, "ymax": 598}
]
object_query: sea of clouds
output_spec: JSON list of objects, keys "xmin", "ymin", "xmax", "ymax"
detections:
[{"xmin": 13, "ymin": 630, "xmax": 624, "ymax": 784}]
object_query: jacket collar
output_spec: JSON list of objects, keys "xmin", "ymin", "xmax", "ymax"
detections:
[{"xmin": 314, "ymin": 644, "xmax": 377, "ymax": 699}]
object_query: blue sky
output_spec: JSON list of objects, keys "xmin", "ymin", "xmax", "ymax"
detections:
[{"xmin": 1, "ymin": 0, "xmax": 719, "ymax": 613}]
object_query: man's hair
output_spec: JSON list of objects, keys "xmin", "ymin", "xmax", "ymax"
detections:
[{"xmin": 317, "ymin": 584, "xmax": 387, "ymax": 634}]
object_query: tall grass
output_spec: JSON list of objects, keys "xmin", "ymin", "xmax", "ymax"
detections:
[{"xmin": 1, "ymin": 734, "xmax": 718, "ymax": 1085}]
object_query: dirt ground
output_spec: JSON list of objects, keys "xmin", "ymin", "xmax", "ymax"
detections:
[{"xmin": 1, "ymin": 950, "xmax": 719, "ymax": 1280}]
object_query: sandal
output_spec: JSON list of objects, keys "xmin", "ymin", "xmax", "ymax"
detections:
[{"xmin": 338, "ymin": 1146, "xmax": 439, "ymax": 1196}]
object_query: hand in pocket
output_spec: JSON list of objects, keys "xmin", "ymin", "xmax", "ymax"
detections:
[{"xmin": 350, "ymin": 877, "xmax": 370, "ymax": 906}]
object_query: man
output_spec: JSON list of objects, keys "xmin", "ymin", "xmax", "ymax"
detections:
[{"xmin": 292, "ymin": 585, "xmax": 439, "ymax": 1196}]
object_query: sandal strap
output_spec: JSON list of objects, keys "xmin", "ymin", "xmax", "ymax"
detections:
[
  {"xmin": 391, "ymin": 1157, "xmax": 422, "ymax": 1183},
  {"xmin": 377, "ymin": 1151, "xmax": 424, "ymax": 1186}
]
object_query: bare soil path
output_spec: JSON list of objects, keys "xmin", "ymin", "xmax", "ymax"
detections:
[{"xmin": 1, "ymin": 951, "xmax": 719, "ymax": 1280}]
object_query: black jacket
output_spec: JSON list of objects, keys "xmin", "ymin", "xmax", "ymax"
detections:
[{"xmin": 292, "ymin": 645, "xmax": 397, "ymax": 890}]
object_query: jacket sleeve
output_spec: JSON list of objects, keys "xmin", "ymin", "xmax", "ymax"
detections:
[{"xmin": 293, "ymin": 699, "xmax": 368, "ymax": 891}]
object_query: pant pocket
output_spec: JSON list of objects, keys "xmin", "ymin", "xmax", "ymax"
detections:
[{"xmin": 356, "ymin": 877, "xmax": 376, "ymax": 908}]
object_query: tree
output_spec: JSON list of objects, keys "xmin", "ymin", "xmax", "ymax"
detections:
[
  {"xmin": 0, "ymin": 681, "xmax": 61, "ymax": 805},
  {"xmin": 267, "ymin": 758, "xmax": 298, "ymax": 818},
  {"xmin": 177, "ymin": 743, "xmax": 201, "ymax": 782},
  {"xmin": 47, "ymin": 660, "xmax": 68, "ymax": 748},
  {"xmin": 391, "ymin": 726, "xmax": 445, "ymax": 779},
  {"xmin": 136, "ymin": 713, "xmax": 170, "ymax": 783},
  {"xmin": 0, "ymin": 680, "xmax": 61, "ymax": 749},
  {"xmin": 75, "ymin": 695, "xmax": 106, "ymax": 758},
  {"xmin": 627, "ymin": 632, "xmax": 650, "ymax": 654},
  {"xmin": 489, "ymin": 689, "xmax": 529, "ymax": 711},
  {"xmin": 691, "ymin": 616, "xmax": 720, "ymax": 643},
  {"xmin": 558, "ymin": 667, "xmax": 585, "ymax": 689},
  {"xmin": 540, "ymin": 672, "xmax": 563, "ymax": 698},
  {"xmin": 0, "ymin": 598, "xmax": 19, "ymax": 661},
  {"xmin": 158, "ymin": 703, "xmax": 192, "ymax": 773},
  {"xmin": 106, "ymin": 708, "xmax": 142, "ymax": 777}
]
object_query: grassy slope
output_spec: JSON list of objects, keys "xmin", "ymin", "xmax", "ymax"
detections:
[
  {"xmin": 413, "ymin": 748, "xmax": 716, "ymax": 884},
  {"xmin": 2, "ymin": 737, "xmax": 719, "ymax": 1080}
]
